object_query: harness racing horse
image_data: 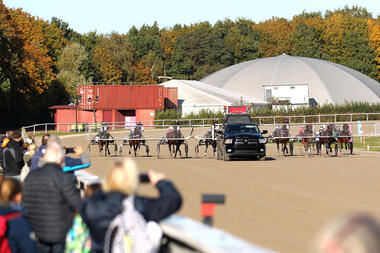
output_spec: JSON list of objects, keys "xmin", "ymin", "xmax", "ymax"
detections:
[
  {"xmin": 299, "ymin": 124, "xmax": 314, "ymax": 156},
  {"xmin": 319, "ymin": 123, "xmax": 338, "ymax": 156},
  {"xmin": 196, "ymin": 127, "xmax": 224, "ymax": 157},
  {"xmin": 97, "ymin": 131, "xmax": 113, "ymax": 156},
  {"xmin": 126, "ymin": 128, "xmax": 149, "ymax": 157},
  {"xmin": 272, "ymin": 125, "xmax": 290, "ymax": 156},
  {"xmin": 158, "ymin": 127, "xmax": 187, "ymax": 158},
  {"xmin": 337, "ymin": 124, "xmax": 353, "ymax": 154}
]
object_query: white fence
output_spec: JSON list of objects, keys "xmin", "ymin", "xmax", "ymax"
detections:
[{"xmin": 22, "ymin": 113, "xmax": 380, "ymax": 135}]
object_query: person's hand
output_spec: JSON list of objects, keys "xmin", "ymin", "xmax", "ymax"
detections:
[
  {"xmin": 74, "ymin": 146, "xmax": 84, "ymax": 155},
  {"xmin": 148, "ymin": 170, "xmax": 165, "ymax": 186}
]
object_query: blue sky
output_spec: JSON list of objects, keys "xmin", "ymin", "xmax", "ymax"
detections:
[{"xmin": 3, "ymin": 0, "xmax": 380, "ymax": 34}]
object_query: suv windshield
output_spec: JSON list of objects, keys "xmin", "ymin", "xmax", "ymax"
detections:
[{"xmin": 226, "ymin": 124, "xmax": 259, "ymax": 134}]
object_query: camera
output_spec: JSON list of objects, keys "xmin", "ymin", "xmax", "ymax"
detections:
[
  {"xmin": 139, "ymin": 173, "xmax": 150, "ymax": 183},
  {"xmin": 65, "ymin": 147, "xmax": 75, "ymax": 154}
]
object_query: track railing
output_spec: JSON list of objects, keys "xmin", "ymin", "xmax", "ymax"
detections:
[{"xmin": 22, "ymin": 113, "xmax": 380, "ymax": 135}]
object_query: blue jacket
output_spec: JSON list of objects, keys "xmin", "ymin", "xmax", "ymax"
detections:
[
  {"xmin": 31, "ymin": 145, "xmax": 90, "ymax": 172},
  {"xmin": 80, "ymin": 180, "xmax": 182, "ymax": 253},
  {"xmin": 0, "ymin": 204, "xmax": 38, "ymax": 253}
]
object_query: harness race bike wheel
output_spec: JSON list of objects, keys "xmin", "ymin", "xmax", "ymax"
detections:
[
  {"xmin": 185, "ymin": 143, "xmax": 189, "ymax": 158},
  {"xmin": 222, "ymin": 145, "xmax": 230, "ymax": 161},
  {"xmin": 335, "ymin": 143, "xmax": 338, "ymax": 157},
  {"xmin": 118, "ymin": 145, "xmax": 123, "ymax": 156},
  {"xmin": 157, "ymin": 144, "xmax": 160, "ymax": 159},
  {"xmin": 289, "ymin": 142, "xmax": 294, "ymax": 156},
  {"xmin": 216, "ymin": 141, "xmax": 223, "ymax": 160},
  {"xmin": 195, "ymin": 145, "xmax": 199, "ymax": 158},
  {"xmin": 307, "ymin": 144, "xmax": 311, "ymax": 157},
  {"xmin": 145, "ymin": 144, "xmax": 150, "ymax": 157}
]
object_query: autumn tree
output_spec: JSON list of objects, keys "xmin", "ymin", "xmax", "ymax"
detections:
[{"xmin": 91, "ymin": 45, "xmax": 122, "ymax": 83}]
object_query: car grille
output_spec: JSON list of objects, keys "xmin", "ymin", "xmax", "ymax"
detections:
[{"xmin": 235, "ymin": 138, "xmax": 259, "ymax": 146}]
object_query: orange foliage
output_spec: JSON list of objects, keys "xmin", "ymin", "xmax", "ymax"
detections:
[
  {"xmin": 92, "ymin": 46, "xmax": 122, "ymax": 83},
  {"xmin": 255, "ymin": 17, "xmax": 292, "ymax": 57},
  {"xmin": 368, "ymin": 19, "xmax": 380, "ymax": 80},
  {"xmin": 10, "ymin": 9, "xmax": 54, "ymax": 93},
  {"xmin": 133, "ymin": 60, "xmax": 153, "ymax": 83}
]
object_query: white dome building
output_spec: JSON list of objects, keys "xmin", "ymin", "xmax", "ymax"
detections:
[{"xmin": 201, "ymin": 54, "xmax": 380, "ymax": 105}]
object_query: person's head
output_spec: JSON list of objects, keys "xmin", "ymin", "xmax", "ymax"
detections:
[
  {"xmin": 5, "ymin": 130, "xmax": 13, "ymax": 138},
  {"xmin": 12, "ymin": 130, "xmax": 22, "ymax": 141},
  {"xmin": 85, "ymin": 182, "xmax": 102, "ymax": 198},
  {"xmin": 47, "ymin": 135, "xmax": 61, "ymax": 146},
  {"xmin": 310, "ymin": 214, "xmax": 380, "ymax": 253},
  {"xmin": 42, "ymin": 133, "xmax": 50, "ymax": 146},
  {"xmin": 28, "ymin": 143, "xmax": 37, "ymax": 156},
  {"xmin": 103, "ymin": 159, "xmax": 139, "ymax": 195},
  {"xmin": 0, "ymin": 178, "xmax": 22, "ymax": 204},
  {"xmin": 44, "ymin": 142, "xmax": 65, "ymax": 165}
]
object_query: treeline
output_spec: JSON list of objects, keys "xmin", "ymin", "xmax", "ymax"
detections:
[{"xmin": 0, "ymin": 3, "xmax": 379, "ymax": 129}]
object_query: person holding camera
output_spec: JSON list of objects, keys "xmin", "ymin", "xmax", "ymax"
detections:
[
  {"xmin": 31, "ymin": 135, "xmax": 90, "ymax": 172},
  {"xmin": 80, "ymin": 159, "xmax": 182, "ymax": 253}
]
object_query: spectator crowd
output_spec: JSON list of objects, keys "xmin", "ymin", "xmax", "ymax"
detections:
[{"xmin": 0, "ymin": 130, "xmax": 182, "ymax": 253}]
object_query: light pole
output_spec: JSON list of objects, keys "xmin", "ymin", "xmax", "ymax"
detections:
[{"xmin": 74, "ymin": 95, "xmax": 82, "ymax": 132}]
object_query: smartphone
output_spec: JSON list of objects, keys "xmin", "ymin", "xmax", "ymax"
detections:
[
  {"xmin": 139, "ymin": 174, "xmax": 150, "ymax": 183},
  {"xmin": 65, "ymin": 147, "xmax": 75, "ymax": 154}
]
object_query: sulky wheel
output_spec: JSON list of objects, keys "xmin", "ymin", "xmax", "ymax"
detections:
[
  {"xmin": 185, "ymin": 143, "xmax": 189, "ymax": 158},
  {"xmin": 307, "ymin": 144, "xmax": 311, "ymax": 157},
  {"xmin": 157, "ymin": 144, "xmax": 160, "ymax": 159},
  {"xmin": 289, "ymin": 142, "xmax": 294, "ymax": 156},
  {"xmin": 145, "ymin": 144, "xmax": 150, "ymax": 157},
  {"xmin": 195, "ymin": 145, "xmax": 199, "ymax": 158},
  {"xmin": 118, "ymin": 145, "xmax": 123, "ymax": 156}
]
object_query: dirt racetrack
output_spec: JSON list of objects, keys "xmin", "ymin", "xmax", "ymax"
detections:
[{"xmin": 58, "ymin": 128, "xmax": 380, "ymax": 253}]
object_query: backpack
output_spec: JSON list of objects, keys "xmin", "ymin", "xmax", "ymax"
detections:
[
  {"xmin": 0, "ymin": 212, "xmax": 22, "ymax": 253},
  {"xmin": 103, "ymin": 196, "xmax": 162, "ymax": 253}
]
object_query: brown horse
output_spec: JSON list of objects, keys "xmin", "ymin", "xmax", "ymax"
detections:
[
  {"xmin": 96, "ymin": 131, "xmax": 113, "ymax": 156},
  {"xmin": 299, "ymin": 124, "xmax": 314, "ymax": 156},
  {"xmin": 162, "ymin": 128, "xmax": 185, "ymax": 158},
  {"xmin": 272, "ymin": 125, "xmax": 290, "ymax": 156},
  {"xmin": 127, "ymin": 128, "xmax": 149, "ymax": 157},
  {"xmin": 337, "ymin": 124, "xmax": 352, "ymax": 154}
]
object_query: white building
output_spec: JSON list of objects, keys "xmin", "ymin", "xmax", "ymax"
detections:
[
  {"xmin": 160, "ymin": 80, "xmax": 267, "ymax": 116},
  {"xmin": 201, "ymin": 54, "xmax": 380, "ymax": 105}
]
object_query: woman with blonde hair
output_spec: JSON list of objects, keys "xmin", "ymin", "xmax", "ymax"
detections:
[{"xmin": 80, "ymin": 159, "xmax": 182, "ymax": 253}]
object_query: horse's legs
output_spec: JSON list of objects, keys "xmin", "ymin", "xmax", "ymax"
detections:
[
  {"xmin": 98, "ymin": 143, "xmax": 102, "ymax": 155},
  {"xmin": 129, "ymin": 142, "xmax": 132, "ymax": 155},
  {"xmin": 169, "ymin": 143, "xmax": 172, "ymax": 157},
  {"xmin": 276, "ymin": 141, "xmax": 280, "ymax": 154},
  {"xmin": 285, "ymin": 141, "xmax": 288, "ymax": 154},
  {"xmin": 204, "ymin": 142, "xmax": 208, "ymax": 157},
  {"xmin": 178, "ymin": 143, "xmax": 182, "ymax": 157},
  {"xmin": 134, "ymin": 143, "xmax": 138, "ymax": 157},
  {"xmin": 212, "ymin": 141, "xmax": 216, "ymax": 157}
]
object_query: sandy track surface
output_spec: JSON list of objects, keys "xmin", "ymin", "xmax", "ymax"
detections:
[{"xmin": 57, "ymin": 128, "xmax": 380, "ymax": 253}]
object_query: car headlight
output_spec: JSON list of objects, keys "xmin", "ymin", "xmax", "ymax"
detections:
[
  {"xmin": 225, "ymin": 139, "xmax": 233, "ymax": 144},
  {"xmin": 259, "ymin": 138, "xmax": 266, "ymax": 144}
]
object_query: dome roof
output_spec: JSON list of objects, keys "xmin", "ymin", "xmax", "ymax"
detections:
[{"xmin": 201, "ymin": 54, "xmax": 380, "ymax": 104}]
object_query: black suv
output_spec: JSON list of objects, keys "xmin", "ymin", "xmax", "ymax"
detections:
[{"xmin": 221, "ymin": 123, "xmax": 267, "ymax": 161}]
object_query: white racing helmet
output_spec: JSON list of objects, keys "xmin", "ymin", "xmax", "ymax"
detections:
[{"xmin": 169, "ymin": 126, "xmax": 174, "ymax": 130}]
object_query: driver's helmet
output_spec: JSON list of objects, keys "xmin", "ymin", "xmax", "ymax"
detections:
[
  {"xmin": 320, "ymin": 126, "xmax": 324, "ymax": 130},
  {"xmin": 169, "ymin": 126, "xmax": 174, "ymax": 130},
  {"xmin": 275, "ymin": 125, "xmax": 280, "ymax": 129},
  {"xmin": 137, "ymin": 121, "xmax": 142, "ymax": 125},
  {"xmin": 131, "ymin": 127, "xmax": 135, "ymax": 132},
  {"xmin": 104, "ymin": 126, "xmax": 108, "ymax": 131}
]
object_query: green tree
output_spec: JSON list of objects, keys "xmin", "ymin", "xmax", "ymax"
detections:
[{"xmin": 56, "ymin": 42, "xmax": 88, "ymax": 96}]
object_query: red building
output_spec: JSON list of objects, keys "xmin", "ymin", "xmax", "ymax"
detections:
[{"xmin": 49, "ymin": 84, "xmax": 177, "ymax": 131}]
